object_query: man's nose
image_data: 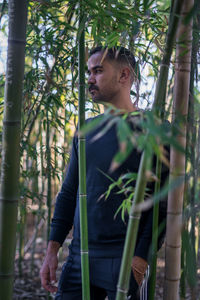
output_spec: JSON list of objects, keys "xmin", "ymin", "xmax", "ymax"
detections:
[{"xmin": 88, "ymin": 74, "xmax": 96, "ymax": 84}]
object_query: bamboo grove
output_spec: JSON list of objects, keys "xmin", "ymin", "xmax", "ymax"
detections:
[{"xmin": 0, "ymin": 0, "xmax": 199, "ymax": 299}]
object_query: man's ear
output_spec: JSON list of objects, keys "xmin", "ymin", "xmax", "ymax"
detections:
[{"xmin": 119, "ymin": 67, "xmax": 131, "ymax": 83}]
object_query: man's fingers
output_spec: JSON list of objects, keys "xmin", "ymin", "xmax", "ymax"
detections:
[
  {"xmin": 40, "ymin": 253, "xmax": 59, "ymax": 293},
  {"xmin": 40, "ymin": 271, "xmax": 58, "ymax": 293},
  {"xmin": 45, "ymin": 283, "xmax": 58, "ymax": 293},
  {"xmin": 50, "ymin": 265, "xmax": 57, "ymax": 283},
  {"xmin": 40, "ymin": 271, "xmax": 49, "ymax": 289},
  {"xmin": 43, "ymin": 282, "xmax": 58, "ymax": 293}
]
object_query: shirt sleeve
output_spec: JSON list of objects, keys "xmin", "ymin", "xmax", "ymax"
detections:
[
  {"xmin": 134, "ymin": 148, "xmax": 169, "ymax": 261},
  {"xmin": 49, "ymin": 133, "xmax": 78, "ymax": 245}
]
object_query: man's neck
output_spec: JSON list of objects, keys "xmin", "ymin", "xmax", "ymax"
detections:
[{"xmin": 104, "ymin": 96, "xmax": 137, "ymax": 113}]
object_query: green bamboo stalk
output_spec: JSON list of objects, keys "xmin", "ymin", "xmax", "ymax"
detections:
[
  {"xmin": 46, "ymin": 109, "xmax": 52, "ymax": 241},
  {"xmin": 78, "ymin": 1, "xmax": 90, "ymax": 300},
  {"xmin": 180, "ymin": 11, "xmax": 199, "ymax": 293},
  {"xmin": 180, "ymin": 226, "xmax": 186, "ymax": 299},
  {"xmin": 31, "ymin": 143, "xmax": 39, "ymax": 272},
  {"xmin": 0, "ymin": 1, "xmax": 28, "ymax": 299},
  {"xmin": 62, "ymin": 108, "xmax": 68, "ymax": 181},
  {"xmin": 46, "ymin": 110, "xmax": 52, "ymax": 300},
  {"xmin": 17, "ymin": 154, "xmax": 28, "ymax": 277},
  {"xmin": 148, "ymin": 157, "xmax": 162, "ymax": 299},
  {"xmin": 53, "ymin": 130, "xmax": 58, "ymax": 197},
  {"xmin": 196, "ymin": 126, "xmax": 200, "ymax": 260},
  {"xmin": 116, "ymin": 1, "xmax": 183, "ymax": 299},
  {"xmin": 18, "ymin": 155, "xmax": 28, "ymax": 277},
  {"xmin": 39, "ymin": 125, "xmax": 47, "ymax": 247},
  {"xmin": 116, "ymin": 150, "xmax": 151, "ymax": 300}
]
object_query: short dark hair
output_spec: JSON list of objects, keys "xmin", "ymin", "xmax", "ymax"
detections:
[{"xmin": 89, "ymin": 46, "xmax": 136, "ymax": 82}]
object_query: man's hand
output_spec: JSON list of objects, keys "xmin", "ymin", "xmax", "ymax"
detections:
[
  {"xmin": 131, "ymin": 256, "xmax": 148, "ymax": 286},
  {"xmin": 40, "ymin": 241, "xmax": 60, "ymax": 293}
]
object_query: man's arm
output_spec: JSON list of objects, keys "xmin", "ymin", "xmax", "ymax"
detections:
[
  {"xmin": 40, "ymin": 133, "xmax": 79, "ymax": 292},
  {"xmin": 40, "ymin": 241, "xmax": 61, "ymax": 293},
  {"xmin": 49, "ymin": 133, "xmax": 79, "ymax": 245}
]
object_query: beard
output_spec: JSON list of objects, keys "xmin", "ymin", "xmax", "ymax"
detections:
[
  {"xmin": 90, "ymin": 90, "xmax": 114, "ymax": 103},
  {"xmin": 89, "ymin": 85, "xmax": 105, "ymax": 103},
  {"xmin": 89, "ymin": 78, "xmax": 119, "ymax": 103}
]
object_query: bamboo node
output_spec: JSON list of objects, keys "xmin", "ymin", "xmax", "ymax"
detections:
[
  {"xmin": 165, "ymin": 277, "xmax": 180, "ymax": 282},
  {"xmin": 80, "ymin": 250, "xmax": 89, "ymax": 255},
  {"xmin": 3, "ymin": 120, "xmax": 21, "ymax": 126},
  {"xmin": 129, "ymin": 215, "xmax": 140, "ymax": 219},
  {"xmin": 174, "ymin": 68, "xmax": 191, "ymax": 73},
  {"xmin": 117, "ymin": 285, "xmax": 128, "ymax": 294},
  {"xmin": 166, "ymin": 243, "xmax": 181, "ymax": 249},
  {"xmin": 0, "ymin": 197, "xmax": 18, "ymax": 203},
  {"xmin": 160, "ymin": 63, "xmax": 169, "ymax": 68},
  {"xmin": 8, "ymin": 38, "xmax": 26, "ymax": 45},
  {"xmin": 0, "ymin": 273, "xmax": 13, "ymax": 278},
  {"xmin": 167, "ymin": 211, "xmax": 182, "ymax": 215}
]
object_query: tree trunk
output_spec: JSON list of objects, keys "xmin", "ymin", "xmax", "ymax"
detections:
[
  {"xmin": 164, "ymin": 0, "xmax": 194, "ymax": 299},
  {"xmin": 0, "ymin": 1, "xmax": 28, "ymax": 299}
]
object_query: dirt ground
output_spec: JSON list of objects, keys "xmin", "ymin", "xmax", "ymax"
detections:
[{"xmin": 13, "ymin": 239, "xmax": 200, "ymax": 300}]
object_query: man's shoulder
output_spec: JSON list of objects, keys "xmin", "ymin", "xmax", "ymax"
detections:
[{"xmin": 86, "ymin": 114, "xmax": 104, "ymax": 123}]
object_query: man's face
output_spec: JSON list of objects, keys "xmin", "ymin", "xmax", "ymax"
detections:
[{"xmin": 87, "ymin": 52, "xmax": 121, "ymax": 103}]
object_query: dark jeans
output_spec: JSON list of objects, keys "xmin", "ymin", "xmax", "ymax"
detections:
[{"xmin": 55, "ymin": 253, "xmax": 140, "ymax": 300}]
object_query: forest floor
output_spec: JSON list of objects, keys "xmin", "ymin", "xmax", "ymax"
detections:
[{"xmin": 13, "ymin": 238, "xmax": 200, "ymax": 300}]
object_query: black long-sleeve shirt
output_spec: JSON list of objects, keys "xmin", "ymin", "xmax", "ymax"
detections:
[{"xmin": 49, "ymin": 114, "xmax": 168, "ymax": 261}]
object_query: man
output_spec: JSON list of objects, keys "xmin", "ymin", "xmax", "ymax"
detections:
[{"xmin": 40, "ymin": 46, "xmax": 167, "ymax": 300}]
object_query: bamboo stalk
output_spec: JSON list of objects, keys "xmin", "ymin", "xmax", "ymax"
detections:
[
  {"xmin": 0, "ymin": 1, "xmax": 28, "ymax": 299},
  {"xmin": 180, "ymin": 237, "xmax": 186, "ymax": 299},
  {"xmin": 78, "ymin": 1, "xmax": 90, "ymax": 299},
  {"xmin": 116, "ymin": 1, "xmax": 183, "ymax": 299},
  {"xmin": 182, "ymin": 13, "xmax": 199, "ymax": 297},
  {"xmin": 18, "ymin": 155, "xmax": 28, "ymax": 278},
  {"xmin": 148, "ymin": 157, "xmax": 162, "ymax": 299},
  {"xmin": 116, "ymin": 150, "xmax": 151, "ymax": 300},
  {"xmin": 31, "ymin": 143, "xmax": 39, "ymax": 272},
  {"xmin": 164, "ymin": 0, "xmax": 194, "ymax": 299},
  {"xmin": 46, "ymin": 109, "xmax": 52, "ymax": 241},
  {"xmin": 148, "ymin": 4, "xmax": 184, "ymax": 292}
]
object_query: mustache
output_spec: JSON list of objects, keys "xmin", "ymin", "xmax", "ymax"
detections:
[{"xmin": 89, "ymin": 85, "xmax": 99, "ymax": 92}]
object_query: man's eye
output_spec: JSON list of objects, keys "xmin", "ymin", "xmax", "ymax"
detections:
[{"xmin": 96, "ymin": 69, "xmax": 102, "ymax": 73}]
